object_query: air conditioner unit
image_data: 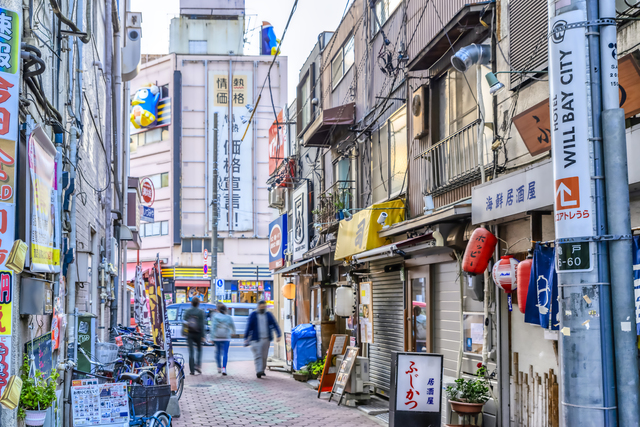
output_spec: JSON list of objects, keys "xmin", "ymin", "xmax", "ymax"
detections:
[
  {"xmin": 412, "ymin": 85, "xmax": 428, "ymax": 139},
  {"xmin": 268, "ymin": 187, "xmax": 285, "ymax": 209}
]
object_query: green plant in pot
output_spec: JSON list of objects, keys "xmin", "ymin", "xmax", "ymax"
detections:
[
  {"xmin": 445, "ymin": 364, "xmax": 490, "ymax": 416},
  {"xmin": 18, "ymin": 355, "xmax": 60, "ymax": 426},
  {"xmin": 306, "ymin": 357, "xmax": 326, "ymax": 379}
]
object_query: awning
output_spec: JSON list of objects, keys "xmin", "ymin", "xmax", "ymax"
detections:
[
  {"xmin": 407, "ymin": 3, "xmax": 492, "ymax": 72},
  {"xmin": 301, "ymin": 103, "xmax": 355, "ymax": 147},
  {"xmin": 352, "ymin": 231, "xmax": 448, "ymax": 264},
  {"xmin": 175, "ymin": 280, "xmax": 211, "ymax": 288},
  {"xmin": 379, "ymin": 203, "xmax": 471, "ymax": 238},
  {"xmin": 303, "ymin": 241, "xmax": 335, "ymax": 259},
  {"xmin": 273, "ymin": 258, "xmax": 314, "ymax": 276},
  {"xmin": 334, "ymin": 200, "xmax": 405, "ymax": 260},
  {"xmin": 126, "ymin": 261, "xmax": 156, "ymax": 282}
]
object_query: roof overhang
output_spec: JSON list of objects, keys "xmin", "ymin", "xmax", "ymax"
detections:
[
  {"xmin": 301, "ymin": 103, "xmax": 355, "ymax": 147},
  {"xmin": 352, "ymin": 231, "xmax": 448, "ymax": 264},
  {"xmin": 273, "ymin": 258, "xmax": 315, "ymax": 276},
  {"xmin": 407, "ymin": 3, "xmax": 494, "ymax": 73},
  {"xmin": 379, "ymin": 204, "xmax": 472, "ymax": 238}
]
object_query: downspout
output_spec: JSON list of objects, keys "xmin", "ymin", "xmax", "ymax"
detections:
[
  {"xmin": 105, "ymin": 0, "xmax": 114, "ymax": 336},
  {"xmin": 112, "ymin": 0, "xmax": 123, "ymax": 327},
  {"xmin": 66, "ymin": 127, "xmax": 80, "ymax": 355}
]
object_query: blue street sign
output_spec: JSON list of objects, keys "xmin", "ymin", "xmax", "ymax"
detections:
[{"xmin": 141, "ymin": 206, "xmax": 154, "ymax": 223}]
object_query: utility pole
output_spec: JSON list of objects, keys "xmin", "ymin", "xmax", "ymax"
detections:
[
  {"xmin": 600, "ymin": 0, "xmax": 640, "ymax": 424},
  {"xmin": 549, "ymin": 1, "xmax": 616, "ymax": 425},
  {"xmin": 210, "ymin": 113, "xmax": 218, "ymax": 304}
]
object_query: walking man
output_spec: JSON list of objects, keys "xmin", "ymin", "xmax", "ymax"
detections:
[
  {"xmin": 184, "ymin": 297, "xmax": 205, "ymax": 375},
  {"xmin": 244, "ymin": 300, "xmax": 281, "ymax": 378}
]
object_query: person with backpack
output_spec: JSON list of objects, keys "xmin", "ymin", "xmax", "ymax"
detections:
[
  {"xmin": 211, "ymin": 303, "xmax": 236, "ymax": 375},
  {"xmin": 183, "ymin": 297, "xmax": 205, "ymax": 375}
]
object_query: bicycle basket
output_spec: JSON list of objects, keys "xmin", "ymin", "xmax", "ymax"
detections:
[
  {"xmin": 71, "ymin": 369, "xmax": 111, "ymax": 384},
  {"xmin": 129, "ymin": 384, "xmax": 171, "ymax": 417},
  {"xmin": 96, "ymin": 343, "xmax": 119, "ymax": 367}
]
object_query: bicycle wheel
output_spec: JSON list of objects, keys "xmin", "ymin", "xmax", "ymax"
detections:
[
  {"xmin": 172, "ymin": 361, "xmax": 185, "ymax": 400},
  {"xmin": 146, "ymin": 411, "xmax": 171, "ymax": 427},
  {"xmin": 138, "ymin": 370, "xmax": 156, "ymax": 386},
  {"xmin": 144, "ymin": 353, "xmax": 158, "ymax": 366},
  {"xmin": 113, "ymin": 361, "xmax": 128, "ymax": 381}
]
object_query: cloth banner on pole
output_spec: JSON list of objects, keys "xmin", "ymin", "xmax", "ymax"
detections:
[
  {"xmin": 144, "ymin": 263, "xmax": 164, "ymax": 349},
  {"xmin": 524, "ymin": 243, "xmax": 559, "ymax": 330},
  {"xmin": 133, "ymin": 265, "xmax": 151, "ymax": 334},
  {"xmin": 154, "ymin": 261, "xmax": 177, "ymax": 391},
  {"xmin": 632, "ymin": 236, "xmax": 640, "ymax": 335}
]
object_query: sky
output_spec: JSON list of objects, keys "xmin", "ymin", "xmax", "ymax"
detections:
[{"xmin": 130, "ymin": 0, "xmax": 353, "ymax": 103}]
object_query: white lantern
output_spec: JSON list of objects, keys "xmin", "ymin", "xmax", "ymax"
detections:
[
  {"xmin": 492, "ymin": 256, "xmax": 519, "ymax": 293},
  {"xmin": 335, "ymin": 286, "xmax": 355, "ymax": 317}
]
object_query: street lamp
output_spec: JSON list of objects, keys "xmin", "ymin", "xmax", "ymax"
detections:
[{"xmin": 484, "ymin": 70, "xmax": 549, "ymax": 97}]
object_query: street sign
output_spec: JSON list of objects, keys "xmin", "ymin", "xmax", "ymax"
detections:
[
  {"xmin": 203, "ymin": 249, "xmax": 208, "ymax": 261},
  {"xmin": 557, "ymin": 242, "xmax": 591, "ymax": 272},
  {"xmin": 140, "ymin": 206, "xmax": 154, "ymax": 223},
  {"xmin": 140, "ymin": 177, "xmax": 155, "ymax": 206},
  {"xmin": 216, "ymin": 279, "xmax": 224, "ymax": 295}
]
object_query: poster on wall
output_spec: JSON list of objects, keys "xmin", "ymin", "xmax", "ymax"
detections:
[
  {"xmin": 292, "ymin": 183, "xmax": 309, "ymax": 261},
  {"xmin": 359, "ymin": 282, "xmax": 374, "ymax": 344},
  {"xmin": 28, "ymin": 126, "xmax": 60, "ymax": 273},
  {"xmin": 268, "ymin": 110, "xmax": 286, "ymax": 175},
  {"xmin": 208, "ymin": 71, "xmax": 254, "ymax": 231},
  {"xmin": 133, "ymin": 265, "xmax": 151, "ymax": 333}
]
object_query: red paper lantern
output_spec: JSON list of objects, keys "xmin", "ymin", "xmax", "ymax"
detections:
[
  {"xmin": 492, "ymin": 256, "xmax": 519, "ymax": 293},
  {"xmin": 516, "ymin": 257, "xmax": 533, "ymax": 314},
  {"xmin": 463, "ymin": 228, "xmax": 498, "ymax": 275}
]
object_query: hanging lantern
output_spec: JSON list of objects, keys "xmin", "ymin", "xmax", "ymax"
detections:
[
  {"xmin": 335, "ymin": 286, "xmax": 356, "ymax": 317},
  {"xmin": 282, "ymin": 282, "xmax": 296, "ymax": 300},
  {"xmin": 516, "ymin": 255, "xmax": 533, "ymax": 314},
  {"xmin": 492, "ymin": 256, "xmax": 519, "ymax": 293},
  {"xmin": 462, "ymin": 228, "xmax": 498, "ymax": 275}
]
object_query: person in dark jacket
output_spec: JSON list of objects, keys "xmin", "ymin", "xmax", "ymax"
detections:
[
  {"xmin": 183, "ymin": 297, "xmax": 205, "ymax": 375},
  {"xmin": 244, "ymin": 300, "xmax": 281, "ymax": 378}
]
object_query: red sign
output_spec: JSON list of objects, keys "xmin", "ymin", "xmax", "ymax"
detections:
[
  {"xmin": 555, "ymin": 177, "xmax": 580, "ymax": 211},
  {"xmin": 204, "ymin": 249, "xmax": 208, "ymax": 260},
  {"xmin": 140, "ymin": 177, "xmax": 155, "ymax": 206},
  {"xmin": 268, "ymin": 110, "xmax": 285, "ymax": 176}
]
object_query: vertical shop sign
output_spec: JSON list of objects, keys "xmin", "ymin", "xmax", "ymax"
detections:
[
  {"xmin": 145, "ymin": 265, "xmax": 165, "ymax": 349},
  {"xmin": 0, "ymin": 7, "xmax": 21, "ymax": 397},
  {"xmin": 208, "ymin": 72, "xmax": 253, "ymax": 231},
  {"xmin": 133, "ymin": 265, "xmax": 150, "ymax": 333},
  {"xmin": 28, "ymin": 126, "xmax": 60, "ymax": 273},
  {"xmin": 292, "ymin": 183, "xmax": 309, "ymax": 261},
  {"xmin": 268, "ymin": 110, "xmax": 285, "ymax": 176}
]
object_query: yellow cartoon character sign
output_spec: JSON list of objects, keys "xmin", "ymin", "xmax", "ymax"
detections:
[{"xmin": 130, "ymin": 84, "xmax": 160, "ymax": 129}]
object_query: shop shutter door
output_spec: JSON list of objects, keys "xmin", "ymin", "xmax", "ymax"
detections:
[
  {"xmin": 368, "ymin": 258, "xmax": 404, "ymax": 394},
  {"xmin": 432, "ymin": 261, "xmax": 461, "ymax": 379}
]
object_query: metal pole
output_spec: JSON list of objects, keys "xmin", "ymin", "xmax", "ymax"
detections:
[
  {"xmin": 550, "ymin": 1, "xmax": 616, "ymax": 425},
  {"xmin": 600, "ymin": 1, "xmax": 640, "ymax": 424},
  {"xmin": 211, "ymin": 113, "xmax": 218, "ymax": 303}
]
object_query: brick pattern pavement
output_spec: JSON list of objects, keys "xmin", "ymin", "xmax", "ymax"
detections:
[{"xmin": 174, "ymin": 361, "xmax": 384, "ymax": 426}]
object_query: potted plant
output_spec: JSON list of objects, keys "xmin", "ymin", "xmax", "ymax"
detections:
[
  {"xmin": 18, "ymin": 355, "xmax": 60, "ymax": 426},
  {"xmin": 445, "ymin": 364, "xmax": 490, "ymax": 416},
  {"xmin": 293, "ymin": 369, "xmax": 309, "ymax": 382},
  {"xmin": 307, "ymin": 357, "xmax": 326, "ymax": 379}
]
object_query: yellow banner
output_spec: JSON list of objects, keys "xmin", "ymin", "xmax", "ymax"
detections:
[
  {"xmin": 334, "ymin": 200, "xmax": 404, "ymax": 260},
  {"xmin": 31, "ymin": 244, "xmax": 60, "ymax": 268}
]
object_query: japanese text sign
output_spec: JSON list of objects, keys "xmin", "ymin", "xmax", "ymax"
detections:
[
  {"xmin": 269, "ymin": 214, "xmax": 287, "ymax": 270},
  {"xmin": 472, "ymin": 160, "xmax": 554, "ymax": 224},
  {"xmin": 292, "ymin": 183, "xmax": 309, "ymax": 261},
  {"xmin": 549, "ymin": 10, "xmax": 594, "ymax": 238},
  {"xmin": 390, "ymin": 352, "xmax": 443, "ymax": 427},
  {"xmin": 269, "ymin": 110, "xmax": 286, "ymax": 176}
]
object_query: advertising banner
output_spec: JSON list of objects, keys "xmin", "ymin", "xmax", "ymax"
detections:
[
  {"xmin": 269, "ymin": 214, "xmax": 287, "ymax": 270},
  {"xmin": 268, "ymin": 110, "xmax": 285, "ymax": 175},
  {"xmin": 144, "ymin": 264, "xmax": 165, "ymax": 349},
  {"xmin": 133, "ymin": 265, "xmax": 151, "ymax": 333},
  {"xmin": 28, "ymin": 126, "xmax": 60, "ymax": 273},
  {"xmin": 525, "ymin": 244, "xmax": 560, "ymax": 330},
  {"xmin": 292, "ymin": 183, "xmax": 309, "ymax": 261}
]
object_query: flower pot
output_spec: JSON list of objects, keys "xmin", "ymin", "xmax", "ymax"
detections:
[
  {"xmin": 293, "ymin": 372, "xmax": 309, "ymax": 382},
  {"xmin": 449, "ymin": 400, "xmax": 485, "ymax": 416},
  {"xmin": 24, "ymin": 409, "xmax": 48, "ymax": 426}
]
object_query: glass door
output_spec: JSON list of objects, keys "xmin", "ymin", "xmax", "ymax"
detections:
[{"xmin": 408, "ymin": 266, "xmax": 430, "ymax": 352}]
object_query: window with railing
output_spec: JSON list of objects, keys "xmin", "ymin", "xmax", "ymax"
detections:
[
  {"xmin": 371, "ymin": 107, "xmax": 407, "ymax": 203},
  {"xmin": 313, "ymin": 180, "xmax": 355, "ymax": 232}
]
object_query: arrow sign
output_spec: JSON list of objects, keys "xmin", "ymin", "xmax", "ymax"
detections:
[{"xmin": 555, "ymin": 182, "xmax": 577, "ymax": 208}]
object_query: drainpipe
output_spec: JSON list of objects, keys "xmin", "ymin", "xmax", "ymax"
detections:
[
  {"xmin": 67, "ymin": 127, "xmax": 80, "ymax": 354},
  {"xmin": 105, "ymin": 0, "xmax": 114, "ymax": 337},
  {"xmin": 112, "ymin": 0, "xmax": 123, "ymax": 327}
]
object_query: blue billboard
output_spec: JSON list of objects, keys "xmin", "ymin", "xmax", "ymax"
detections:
[{"xmin": 269, "ymin": 214, "xmax": 288, "ymax": 270}]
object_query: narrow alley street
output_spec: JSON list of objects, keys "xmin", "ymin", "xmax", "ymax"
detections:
[{"xmin": 174, "ymin": 358, "xmax": 384, "ymax": 427}]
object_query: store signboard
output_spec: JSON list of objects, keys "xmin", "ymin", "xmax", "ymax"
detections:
[
  {"xmin": 472, "ymin": 160, "xmax": 554, "ymax": 224},
  {"xmin": 292, "ymin": 183, "xmax": 309, "ymax": 261},
  {"xmin": 269, "ymin": 214, "xmax": 287, "ymax": 270},
  {"xmin": 269, "ymin": 110, "xmax": 286, "ymax": 176}
]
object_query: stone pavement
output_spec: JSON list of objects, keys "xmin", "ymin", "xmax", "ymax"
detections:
[{"xmin": 173, "ymin": 360, "xmax": 384, "ymax": 426}]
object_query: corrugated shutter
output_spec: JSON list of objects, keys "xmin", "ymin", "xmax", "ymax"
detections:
[
  {"xmin": 369, "ymin": 258, "xmax": 405, "ymax": 394},
  {"xmin": 432, "ymin": 261, "xmax": 461, "ymax": 379},
  {"xmin": 508, "ymin": 0, "xmax": 548, "ymax": 86}
]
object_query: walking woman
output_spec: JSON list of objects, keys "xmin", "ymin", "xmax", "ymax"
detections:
[{"xmin": 211, "ymin": 303, "xmax": 236, "ymax": 375}]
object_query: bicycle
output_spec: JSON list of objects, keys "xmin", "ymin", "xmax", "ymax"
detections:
[{"xmin": 120, "ymin": 372, "xmax": 172, "ymax": 427}]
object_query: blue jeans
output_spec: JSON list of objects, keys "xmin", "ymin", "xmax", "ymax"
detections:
[{"xmin": 215, "ymin": 340, "xmax": 230, "ymax": 368}]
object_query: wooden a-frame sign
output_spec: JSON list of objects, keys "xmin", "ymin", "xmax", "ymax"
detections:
[{"xmin": 317, "ymin": 334, "xmax": 348, "ymax": 397}]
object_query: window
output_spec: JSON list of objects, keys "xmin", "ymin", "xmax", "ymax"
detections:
[
  {"xmin": 141, "ymin": 220, "xmax": 169, "ymax": 237},
  {"xmin": 371, "ymin": 0, "xmax": 402, "ymax": 35},
  {"xmin": 182, "ymin": 238, "xmax": 224, "ymax": 253},
  {"xmin": 148, "ymin": 172, "xmax": 169, "ymax": 189},
  {"xmin": 331, "ymin": 36, "xmax": 355, "ymax": 89},
  {"xmin": 129, "ymin": 128, "xmax": 169, "ymax": 150},
  {"xmin": 371, "ymin": 107, "xmax": 407, "ymax": 203},
  {"xmin": 434, "ymin": 67, "xmax": 478, "ymax": 141},
  {"xmin": 233, "ymin": 308, "xmax": 250, "ymax": 317},
  {"xmin": 189, "ymin": 40, "xmax": 207, "ymax": 54},
  {"xmin": 299, "ymin": 73, "xmax": 311, "ymax": 131},
  {"xmin": 166, "ymin": 308, "xmax": 178, "ymax": 321}
]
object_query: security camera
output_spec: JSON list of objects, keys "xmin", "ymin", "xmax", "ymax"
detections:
[
  {"xmin": 311, "ymin": 98, "xmax": 319, "ymax": 106},
  {"xmin": 377, "ymin": 212, "xmax": 388, "ymax": 225}
]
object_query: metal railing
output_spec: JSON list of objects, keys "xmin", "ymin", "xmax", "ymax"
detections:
[
  {"xmin": 415, "ymin": 119, "xmax": 492, "ymax": 196},
  {"xmin": 314, "ymin": 180, "xmax": 355, "ymax": 232}
]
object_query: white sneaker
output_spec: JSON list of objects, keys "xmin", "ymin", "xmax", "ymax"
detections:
[
  {"xmin": 217, "ymin": 368, "xmax": 222, "ymax": 374},
  {"xmin": 222, "ymin": 368, "xmax": 227, "ymax": 376}
]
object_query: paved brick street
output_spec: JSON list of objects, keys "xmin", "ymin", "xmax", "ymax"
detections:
[{"xmin": 174, "ymin": 360, "xmax": 384, "ymax": 426}]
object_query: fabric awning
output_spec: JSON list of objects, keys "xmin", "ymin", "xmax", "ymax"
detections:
[
  {"xmin": 125, "ymin": 261, "xmax": 156, "ymax": 282},
  {"xmin": 273, "ymin": 258, "xmax": 314, "ymax": 276},
  {"xmin": 175, "ymin": 280, "xmax": 211, "ymax": 288},
  {"xmin": 301, "ymin": 103, "xmax": 355, "ymax": 147}
]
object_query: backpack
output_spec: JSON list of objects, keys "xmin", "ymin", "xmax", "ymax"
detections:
[
  {"xmin": 214, "ymin": 315, "xmax": 231, "ymax": 339},
  {"xmin": 183, "ymin": 313, "xmax": 201, "ymax": 335}
]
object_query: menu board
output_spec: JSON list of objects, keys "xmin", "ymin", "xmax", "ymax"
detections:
[
  {"xmin": 284, "ymin": 332, "xmax": 292, "ymax": 366},
  {"xmin": 71, "ymin": 382, "xmax": 129, "ymax": 426},
  {"xmin": 317, "ymin": 334, "xmax": 348, "ymax": 397},
  {"xmin": 24, "ymin": 332, "xmax": 53, "ymax": 376},
  {"xmin": 329, "ymin": 346, "xmax": 359, "ymax": 405}
]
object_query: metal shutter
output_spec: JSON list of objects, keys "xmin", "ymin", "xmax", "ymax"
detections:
[
  {"xmin": 369, "ymin": 258, "xmax": 405, "ymax": 394},
  {"xmin": 432, "ymin": 261, "xmax": 461, "ymax": 379},
  {"xmin": 508, "ymin": 0, "xmax": 548, "ymax": 86}
]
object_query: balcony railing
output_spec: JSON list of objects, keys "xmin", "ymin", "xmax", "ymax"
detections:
[
  {"xmin": 415, "ymin": 119, "xmax": 493, "ymax": 197},
  {"xmin": 314, "ymin": 180, "xmax": 355, "ymax": 232}
]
